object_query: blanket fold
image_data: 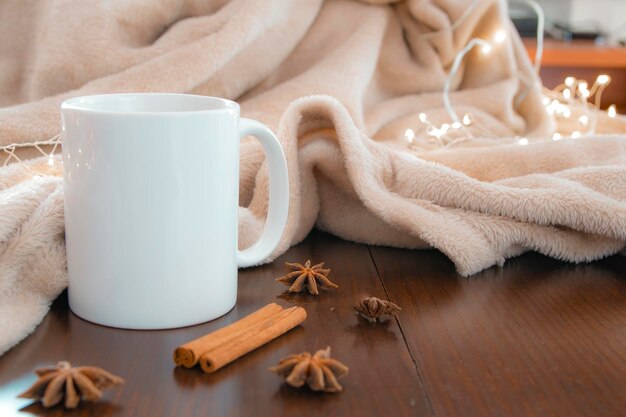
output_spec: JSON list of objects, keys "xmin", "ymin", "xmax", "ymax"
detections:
[{"xmin": 0, "ymin": 0, "xmax": 624, "ymax": 355}]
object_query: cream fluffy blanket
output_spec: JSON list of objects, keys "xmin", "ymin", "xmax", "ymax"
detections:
[{"xmin": 1, "ymin": 0, "xmax": 625, "ymax": 355}]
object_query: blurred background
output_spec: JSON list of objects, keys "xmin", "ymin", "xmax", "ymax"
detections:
[{"xmin": 511, "ymin": 0, "xmax": 626, "ymax": 111}]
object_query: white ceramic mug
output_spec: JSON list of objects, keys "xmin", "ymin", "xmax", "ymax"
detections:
[{"xmin": 61, "ymin": 93, "xmax": 289, "ymax": 329}]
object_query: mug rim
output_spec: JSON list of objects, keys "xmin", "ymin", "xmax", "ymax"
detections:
[{"xmin": 61, "ymin": 93, "xmax": 239, "ymax": 115}]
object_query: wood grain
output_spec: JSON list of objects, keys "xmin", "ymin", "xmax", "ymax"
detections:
[
  {"xmin": 0, "ymin": 230, "xmax": 429, "ymax": 417},
  {"xmin": 0, "ymin": 230, "xmax": 624, "ymax": 417},
  {"xmin": 369, "ymin": 246, "xmax": 626, "ymax": 417}
]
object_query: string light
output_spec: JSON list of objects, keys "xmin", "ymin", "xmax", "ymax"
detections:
[
  {"xmin": 608, "ymin": 105, "xmax": 617, "ymax": 118},
  {"xmin": 578, "ymin": 81, "xmax": 590, "ymax": 98},
  {"xmin": 542, "ymin": 74, "xmax": 619, "ymax": 137},
  {"xmin": 0, "ymin": 134, "xmax": 61, "ymax": 172},
  {"xmin": 494, "ymin": 30, "xmax": 506, "ymax": 44},
  {"xmin": 403, "ymin": 0, "xmax": 620, "ymax": 150},
  {"xmin": 404, "ymin": 128, "xmax": 415, "ymax": 144},
  {"xmin": 518, "ymin": 0, "xmax": 544, "ymax": 72},
  {"xmin": 410, "ymin": 70, "xmax": 620, "ymax": 150},
  {"xmin": 443, "ymin": 37, "xmax": 493, "ymax": 125},
  {"xmin": 562, "ymin": 88, "xmax": 571, "ymax": 100},
  {"xmin": 592, "ymin": 74, "xmax": 610, "ymax": 109},
  {"xmin": 596, "ymin": 74, "xmax": 610, "ymax": 85}
]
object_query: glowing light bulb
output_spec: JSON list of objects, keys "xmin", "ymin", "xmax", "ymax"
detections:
[
  {"xmin": 480, "ymin": 43, "xmax": 492, "ymax": 55},
  {"xmin": 426, "ymin": 126, "xmax": 438, "ymax": 136},
  {"xmin": 571, "ymin": 131, "xmax": 581, "ymax": 138},
  {"xmin": 441, "ymin": 123, "xmax": 450, "ymax": 133},
  {"xmin": 596, "ymin": 74, "xmax": 610, "ymax": 85},
  {"xmin": 518, "ymin": 137, "xmax": 529, "ymax": 145},
  {"xmin": 542, "ymin": 97, "xmax": 550, "ymax": 105},
  {"xmin": 578, "ymin": 81, "xmax": 589, "ymax": 97},
  {"xmin": 608, "ymin": 104, "xmax": 617, "ymax": 118},
  {"xmin": 404, "ymin": 128, "xmax": 415, "ymax": 144},
  {"xmin": 552, "ymin": 133, "xmax": 562, "ymax": 140},
  {"xmin": 418, "ymin": 113, "xmax": 427, "ymax": 123},
  {"xmin": 578, "ymin": 115, "xmax": 589, "ymax": 125},
  {"xmin": 47, "ymin": 156, "xmax": 54, "ymax": 166},
  {"xmin": 451, "ymin": 122, "xmax": 462, "ymax": 129},
  {"xmin": 565, "ymin": 77, "xmax": 575, "ymax": 87},
  {"xmin": 494, "ymin": 30, "xmax": 506, "ymax": 44},
  {"xmin": 562, "ymin": 108, "xmax": 571, "ymax": 118},
  {"xmin": 563, "ymin": 89, "xmax": 571, "ymax": 100},
  {"xmin": 462, "ymin": 114, "xmax": 471, "ymax": 126}
]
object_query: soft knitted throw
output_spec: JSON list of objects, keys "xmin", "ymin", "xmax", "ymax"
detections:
[{"xmin": 0, "ymin": 0, "xmax": 625, "ymax": 355}]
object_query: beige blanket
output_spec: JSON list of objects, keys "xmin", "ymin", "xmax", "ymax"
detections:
[{"xmin": 1, "ymin": 0, "xmax": 625, "ymax": 355}]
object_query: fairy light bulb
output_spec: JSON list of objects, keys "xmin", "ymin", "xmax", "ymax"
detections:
[
  {"xmin": 494, "ymin": 30, "xmax": 506, "ymax": 44},
  {"xmin": 571, "ymin": 131, "xmax": 581, "ymax": 138},
  {"xmin": 552, "ymin": 133, "xmax": 562, "ymax": 140},
  {"xmin": 562, "ymin": 108, "xmax": 571, "ymax": 118},
  {"xmin": 427, "ymin": 126, "xmax": 446, "ymax": 139},
  {"xmin": 518, "ymin": 137, "xmax": 529, "ymax": 145},
  {"xmin": 480, "ymin": 43, "xmax": 492, "ymax": 55},
  {"xmin": 404, "ymin": 128, "xmax": 415, "ymax": 144},
  {"xmin": 462, "ymin": 114, "xmax": 471, "ymax": 126},
  {"xmin": 563, "ymin": 89, "xmax": 571, "ymax": 100},
  {"xmin": 596, "ymin": 74, "xmax": 610, "ymax": 85},
  {"xmin": 542, "ymin": 97, "xmax": 550, "ymax": 105},
  {"xmin": 565, "ymin": 77, "xmax": 575, "ymax": 87},
  {"xmin": 47, "ymin": 156, "xmax": 55, "ymax": 166},
  {"xmin": 451, "ymin": 122, "xmax": 462, "ymax": 129},
  {"xmin": 578, "ymin": 81, "xmax": 589, "ymax": 98},
  {"xmin": 578, "ymin": 115, "xmax": 589, "ymax": 125},
  {"xmin": 608, "ymin": 105, "xmax": 617, "ymax": 118}
]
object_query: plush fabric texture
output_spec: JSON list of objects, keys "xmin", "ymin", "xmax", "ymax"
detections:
[{"xmin": 0, "ymin": 0, "xmax": 625, "ymax": 355}]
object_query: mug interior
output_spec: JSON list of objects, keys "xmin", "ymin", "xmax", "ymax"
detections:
[{"xmin": 61, "ymin": 93, "xmax": 238, "ymax": 114}]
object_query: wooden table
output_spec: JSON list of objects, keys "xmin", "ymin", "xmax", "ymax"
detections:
[{"xmin": 1, "ymin": 230, "xmax": 625, "ymax": 417}]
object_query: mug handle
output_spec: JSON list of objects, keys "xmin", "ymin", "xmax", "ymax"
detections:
[{"xmin": 237, "ymin": 118, "xmax": 289, "ymax": 268}]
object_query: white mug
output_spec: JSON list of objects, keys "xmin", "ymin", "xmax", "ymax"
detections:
[{"xmin": 61, "ymin": 93, "xmax": 289, "ymax": 329}]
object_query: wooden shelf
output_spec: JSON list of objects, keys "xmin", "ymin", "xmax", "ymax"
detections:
[{"xmin": 524, "ymin": 38, "xmax": 626, "ymax": 68}]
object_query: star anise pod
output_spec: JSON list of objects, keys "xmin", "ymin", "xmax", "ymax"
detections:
[
  {"xmin": 354, "ymin": 296, "xmax": 401, "ymax": 322},
  {"xmin": 269, "ymin": 347, "xmax": 348, "ymax": 393},
  {"xmin": 276, "ymin": 260, "xmax": 338, "ymax": 295},
  {"xmin": 18, "ymin": 361, "xmax": 124, "ymax": 409}
]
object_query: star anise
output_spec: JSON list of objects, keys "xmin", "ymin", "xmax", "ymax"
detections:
[
  {"xmin": 18, "ymin": 361, "xmax": 124, "ymax": 409},
  {"xmin": 269, "ymin": 347, "xmax": 348, "ymax": 393},
  {"xmin": 354, "ymin": 296, "xmax": 401, "ymax": 322},
  {"xmin": 276, "ymin": 260, "xmax": 338, "ymax": 295}
]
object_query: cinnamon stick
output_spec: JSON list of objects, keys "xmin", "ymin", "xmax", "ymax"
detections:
[
  {"xmin": 199, "ymin": 306, "xmax": 307, "ymax": 373},
  {"xmin": 173, "ymin": 303, "xmax": 284, "ymax": 368}
]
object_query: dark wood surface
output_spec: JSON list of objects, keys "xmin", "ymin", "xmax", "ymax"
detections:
[{"xmin": 0, "ymin": 230, "xmax": 624, "ymax": 417}]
